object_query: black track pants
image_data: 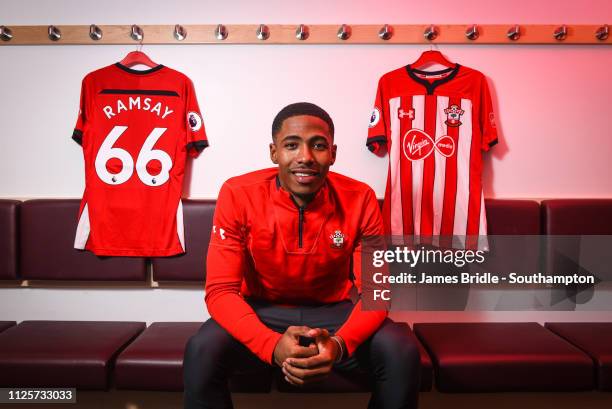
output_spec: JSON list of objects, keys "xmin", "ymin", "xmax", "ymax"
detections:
[{"xmin": 183, "ymin": 300, "xmax": 420, "ymax": 409}]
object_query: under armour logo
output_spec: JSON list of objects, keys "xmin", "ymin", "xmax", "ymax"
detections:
[
  {"xmin": 212, "ymin": 225, "xmax": 226, "ymax": 240},
  {"xmin": 398, "ymin": 108, "xmax": 415, "ymax": 120}
]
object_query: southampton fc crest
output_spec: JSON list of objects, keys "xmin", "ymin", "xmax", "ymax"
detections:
[
  {"xmin": 330, "ymin": 230, "xmax": 346, "ymax": 249},
  {"xmin": 444, "ymin": 104, "xmax": 464, "ymax": 127}
]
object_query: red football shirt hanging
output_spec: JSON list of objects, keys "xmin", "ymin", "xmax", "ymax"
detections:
[
  {"xmin": 72, "ymin": 63, "xmax": 208, "ymax": 256},
  {"xmin": 367, "ymin": 64, "xmax": 497, "ymax": 241}
]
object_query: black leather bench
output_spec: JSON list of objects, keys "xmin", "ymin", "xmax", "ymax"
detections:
[
  {"xmin": 151, "ymin": 200, "xmax": 215, "ymax": 282},
  {"xmin": 1, "ymin": 198, "xmax": 610, "ymax": 396},
  {"xmin": 115, "ymin": 322, "xmax": 274, "ymax": 392},
  {"xmin": 545, "ymin": 322, "xmax": 612, "ymax": 391},
  {"xmin": 0, "ymin": 200, "xmax": 19, "ymax": 280},
  {"xmin": 0, "ymin": 322, "xmax": 16, "ymax": 333},
  {"xmin": 19, "ymin": 200, "xmax": 146, "ymax": 281},
  {"xmin": 414, "ymin": 322, "xmax": 594, "ymax": 392},
  {"xmin": 0, "ymin": 321, "xmax": 145, "ymax": 389}
]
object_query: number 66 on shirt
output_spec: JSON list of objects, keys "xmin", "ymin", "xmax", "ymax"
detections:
[
  {"xmin": 72, "ymin": 63, "xmax": 209, "ymax": 257},
  {"xmin": 95, "ymin": 126, "xmax": 172, "ymax": 187}
]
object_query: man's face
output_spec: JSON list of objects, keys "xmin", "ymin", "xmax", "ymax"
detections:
[{"xmin": 270, "ymin": 115, "xmax": 336, "ymax": 206}]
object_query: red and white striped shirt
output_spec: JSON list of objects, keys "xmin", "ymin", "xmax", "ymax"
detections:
[{"xmin": 367, "ymin": 64, "xmax": 497, "ymax": 242}]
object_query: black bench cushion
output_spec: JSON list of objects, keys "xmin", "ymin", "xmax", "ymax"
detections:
[
  {"xmin": 0, "ymin": 321, "xmax": 145, "ymax": 389},
  {"xmin": 0, "ymin": 322, "xmax": 16, "ymax": 333},
  {"xmin": 542, "ymin": 199, "xmax": 612, "ymax": 235},
  {"xmin": 485, "ymin": 199, "xmax": 540, "ymax": 235},
  {"xmin": 545, "ymin": 322, "xmax": 612, "ymax": 391},
  {"xmin": 115, "ymin": 322, "xmax": 272, "ymax": 392},
  {"xmin": 20, "ymin": 200, "xmax": 146, "ymax": 280},
  {"xmin": 152, "ymin": 200, "xmax": 215, "ymax": 281},
  {"xmin": 414, "ymin": 322, "xmax": 594, "ymax": 392},
  {"xmin": 482, "ymin": 199, "xmax": 541, "ymax": 278},
  {"xmin": 541, "ymin": 200, "xmax": 612, "ymax": 303},
  {"xmin": 0, "ymin": 200, "xmax": 19, "ymax": 279}
]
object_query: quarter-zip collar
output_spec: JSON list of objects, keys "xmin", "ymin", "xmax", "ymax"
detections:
[
  {"xmin": 272, "ymin": 175, "xmax": 329, "ymax": 213},
  {"xmin": 271, "ymin": 174, "xmax": 333, "ymax": 251}
]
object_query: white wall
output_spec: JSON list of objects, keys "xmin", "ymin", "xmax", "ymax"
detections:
[
  {"xmin": 1, "ymin": 0, "xmax": 611, "ymax": 324},
  {"xmin": 2, "ymin": 0, "xmax": 612, "ymax": 199}
]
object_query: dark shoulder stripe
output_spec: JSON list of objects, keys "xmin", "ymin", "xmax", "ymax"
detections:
[
  {"xmin": 187, "ymin": 140, "xmax": 209, "ymax": 153},
  {"xmin": 99, "ymin": 89, "xmax": 179, "ymax": 97},
  {"xmin": 367, "ymin": 135, "xmax": 387, "ymax": 145},
  {"xmin": 72, "ymin": 129, "xmax": 83, "ymax": 145}
]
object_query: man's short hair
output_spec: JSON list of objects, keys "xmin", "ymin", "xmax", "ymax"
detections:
[{"xmin": 272, "ymin": 102, "xmax": 335, "ymax": 140}]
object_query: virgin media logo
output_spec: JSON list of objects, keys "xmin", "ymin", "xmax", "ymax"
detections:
[{"xmin": 403, "ymin": 129, "xmax": 455, "ymax": 161}]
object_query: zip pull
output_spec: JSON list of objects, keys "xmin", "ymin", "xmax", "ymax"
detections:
[
  {"xmin": 298, "ymin": 206, "xmax": 305, "ymax": 248},
  {"xmin": 289, "ymin": 194, "xmax": 306, "ymax": 249}
]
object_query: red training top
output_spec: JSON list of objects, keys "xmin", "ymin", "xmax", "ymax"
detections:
[{"xmin": 205, "ymin": 168, "xmax": 387, "ymax": 364}]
